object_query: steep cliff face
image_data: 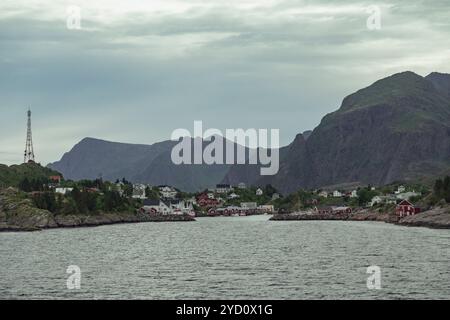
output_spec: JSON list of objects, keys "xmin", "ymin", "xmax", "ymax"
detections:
[
  {"xmin": 299, "ymin": 72, "xmax": 450, "ymax": 191},
  {"xmin": 224, "ymin": 71, "xmax": 450, "ymax": 194}
]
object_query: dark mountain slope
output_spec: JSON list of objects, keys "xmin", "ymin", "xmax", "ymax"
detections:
[
  {"xmin": 426, "ymin": 72, "xmax": 450, "ymax": 100},
  {"xmin": 48, "ymin": 138, "xmax": 173, "ymax": 181},
  {"xmin": 224, "ymin": 71, "xmax": 450, "ymax": 194},
  {"xmin": 48, "ymin": 137, "xmax": 231, "ymax": 192},
  {"xmin": 49, "ymin": 71, "xmax": 450, "ymax": 194}
]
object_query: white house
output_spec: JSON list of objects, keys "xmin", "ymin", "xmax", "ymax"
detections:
[
  {"xmin": 132, "ymin": 184, "xmax": 147, "ymax": 200},
  {"xmin": 333, "ymin": 190, "xmax": 343, "ymax": 197},
  {"xmin": 228, "ymin": 193, "xmax": 240, "ymax": 200},
  {"xmin": 241, "ymin": 202, "xmax": 258, "ymax": 210},
  {"xmin": 159, "ymin": 186, "xmax": 178, "ymax": 199},
  {"xmin": 258, "ymin": 205, "xmax": 275, "ymax": 213},
  {"xmin": 216, "ymin": 184, "xmax": 233, "ymax": 194},
  {"xmin": 370, "ymin": 196, "xmax": 383, "ymax": 207},
  {"xmin": 395, "ymin": 185, "xmax": 406, "ymax": 194},
  {"xmin": 237, "ymin": 182, "xmax": 247, "ymax": 189},
  {"xmin": 396, "ymin": 192, "xmax": 421, "ymax": 201},
  {"xmin": 166, "ymin": 199, "xmax": 195, "ymax": 215},
  {"xmin": 142, "ymin": 199, "xmax": 195, "ymax": 216},
  {"xmin": 370, "ymin": 195, "xmax": 397, "ymax": 206},
  {"xmin": 55, "ymin": 187, "xmax": 73, "ymax": 195},
  {"xmin": 256, "ymin": 188, "xmax": 264, "ymax": 196},
  {"xmin": 318, "ymin": 191, "xmax": 328, "ymax": 198},
  {"xmin": 350, "ymin": 190, "xmax": 358, "ymax": 198},
  {"xmin": 115, "ymin": 182, "xmax": 125, "ymax": 196},
  {"xmin": 272, "ymin": 193, "xmax": 280, "ymax": 201}
]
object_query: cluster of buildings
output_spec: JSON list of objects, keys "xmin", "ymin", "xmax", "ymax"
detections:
[
  {"xmin": 141, "ymin": 198, "xmax": 196, "ymax": 217},
  {"xmin": 317, "ymin": 189, "xmax": 358, "ymax": 199},
  {"xmin": 115, "ymin": 183, "xmax": 180, "ymax": 200},
  {"xmin": 317, "ymin": 186, "xmax": 420, "ymax": 204},
  {"xmin": 130, "ymin": 184, "xmax": 197, "ymax": 216},
  {"xmin": 314, "ymin": 185, "xmax": 422, "ymax": 217},
  {"xmin": 137, "ymin": 182, "xmax": 278, "ymax": 217},
  {"xmin": 195, "ymin": 192, "xmax": 275, "ymax": 216},
  {"xmin": 213, "ymin": 184, "xmax": 269, "ymax": 198},
  {"xmin": 49, "ymin": 177, "xmax": 424, "ymax": 218}
]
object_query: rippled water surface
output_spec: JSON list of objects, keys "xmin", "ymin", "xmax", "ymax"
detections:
[{"xmin": 0, "ymin": 216, "xmax": 449, "ymax": 299}]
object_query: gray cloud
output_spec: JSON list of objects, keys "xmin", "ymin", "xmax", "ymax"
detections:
[{"xmin": 0, "ymin": 0, "xmax": 449, "ymax": 165}]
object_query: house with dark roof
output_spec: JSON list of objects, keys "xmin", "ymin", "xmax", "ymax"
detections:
[{"xmin": 142, "ymin": 199, "xmax": 171, "ymax": 215}]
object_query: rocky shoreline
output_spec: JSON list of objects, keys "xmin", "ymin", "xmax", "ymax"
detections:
[
  {"xmin": 0, "ymin": 188, "xmax": 195, "ymax": 232},
  {"xmin": 270, "ymin": 207, "xmax": 450, "ymax": 230},
  {"xmin": 395, "ymin": 206, "xmax": 450, "ymax": 229},
  {"xmin": 0, "ymin": 212, "xmax": 196, "ymax": 232}
]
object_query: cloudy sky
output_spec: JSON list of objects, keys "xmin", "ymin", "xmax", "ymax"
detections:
[{"xmin": 0, "ymin": 0, "xmax": 449, "ymax": 165}]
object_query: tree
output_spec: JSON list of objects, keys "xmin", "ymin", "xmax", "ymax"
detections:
[
  {"xmin": 60, "ymin": 197, "xmax": 78, "ymax": 215},
  {"xmin": 444, "ymin": 176, "xmax": 450, "ymax": 203},
  {"xmin": 357, "ymin": 188, "xmax": 377, "ymax": 207},
  {"xmin": 434, "ymin": 179, "xmax": 444, "ymax": 198},
  {"xmin": 433, "ymin": 176, "xmax": 450, "ymax": 203},
  {"xmin": 32, "ymin": 192, "xmax": 57, "ymax": 212},
  {"xmin": 19, "ymin": 178, "xmax": 31, "ymax": 192},
  {"xmin": 123, "ymin": 184, "xmax": 133, "ymax": 198},
  {"xmin": 264, "ymin": 184, "xmax": 278, "ymax": 197},
  {"xmin": 145, "ymin": 186, "xmax": 160, "ymax": 200}
]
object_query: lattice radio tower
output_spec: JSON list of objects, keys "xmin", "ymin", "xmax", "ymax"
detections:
[{"xmin": 24, "ymin": 108, "xmax": 35, "ymax": 163}]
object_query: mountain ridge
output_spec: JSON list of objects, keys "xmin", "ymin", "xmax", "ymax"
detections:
[
  {"xmin": 48, "ymin": 71, "xmax": 450, "ymax": 194},
  {"xmin": 223, "ymin": 70, "xmax": 450, "ymax": 193}
]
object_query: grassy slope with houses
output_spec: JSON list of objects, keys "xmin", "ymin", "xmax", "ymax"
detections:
[
  {"xmin": 1, "ymin": 163, "xmax": 449, "ymax": 231},
  {"xmin": 270, "ymin": 177, "xmax": 450, "ymax": 229},
  {"xmin": 0, "ymin": 164, "xmax": 194, "ymax": 232}
]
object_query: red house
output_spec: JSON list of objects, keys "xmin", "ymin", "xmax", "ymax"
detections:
[
  {"xmin": 49, "ymin": 175, "xmax": 62, "ymax": 184},
  {"xmin": 196, "ymin": 193, "xmax": 220, "ymax": 208},
  {"xmin": 396, "ymin": 200, "xmax": 421, "ymax": 218}
]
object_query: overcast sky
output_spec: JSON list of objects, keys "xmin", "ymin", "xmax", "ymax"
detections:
[{"xmin": 0, "ymin": 0, "xmax": 449, "ymax": 165}]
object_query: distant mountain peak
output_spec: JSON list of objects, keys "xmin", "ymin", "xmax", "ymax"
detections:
[
  {"xmin": 427, "ymin": 71, "xmax": 450, "ymax": 78},
  {"xmin": 49, "ymin": 71, "xmax": 450, "ymax": 194},
  {"xmin": 339, "ymin": 71, "xmax": 442, "ymax": 112},
  {"xmin": 223, "ymin": 70, "xmax": 450, "ymax": 193}
]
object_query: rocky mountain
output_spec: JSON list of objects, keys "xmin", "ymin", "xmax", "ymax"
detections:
[
  {"xmin": 48, "ymin": 137, "xmax": 233, "ymax": 192},
  {"xmin": 49, "ymin": 137, "xmax": 173, "ymax": 181},
  {"xmin": 223, "ymin": 71, "xmax": 450, "ymax": 194},
  {"xmin": 48, "ymin": 71, "xmax": 450, "ymax": 194}
]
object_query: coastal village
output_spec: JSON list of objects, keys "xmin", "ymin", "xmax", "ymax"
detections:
[
  {"xmin": 0, "ymin": 108, "xmax": 449, "ymax": 231},
  {"xmin": 32, "ymin": 172, "xmax": 435, "ymax": 220},
  {"xmin": 1, "ymin": 109, "xmax": 449, "ymax": 232}
]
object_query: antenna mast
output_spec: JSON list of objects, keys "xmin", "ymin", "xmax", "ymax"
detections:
[{"xmin": 24, "ymin": 108, "xmax": 35, "ymax": 163}]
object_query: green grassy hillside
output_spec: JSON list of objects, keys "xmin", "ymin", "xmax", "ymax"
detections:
[{"xmin": 0, "ymin": 163, "xmax": 63, "ymax": 188}]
